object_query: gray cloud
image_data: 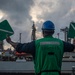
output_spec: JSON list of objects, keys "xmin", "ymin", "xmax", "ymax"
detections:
[
  {"xmin": 0, "ymin": 0, "xmax": 34, "ymax": 25},
  {"xmin": 30, "ymin": 0, "xmax": 74, "ymax": 40},
  {"xmin": 0, "ymin": 0, "xmax": 75, "ymax": 49},
  {"xmin": 0, "ymin": 0, "xmax": 34, "ymax": 43}
]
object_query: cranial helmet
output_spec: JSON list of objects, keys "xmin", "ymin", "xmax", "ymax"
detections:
[{"xmin": 42, "ymin": 20, "xmax": 55, "ymax": 30}]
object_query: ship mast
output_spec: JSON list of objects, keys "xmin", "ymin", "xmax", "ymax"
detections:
[
  {"xmin": 0, "ymin": 41, "xmax": 4, "ymax": 51},
  {"xmin": 19, "ymin": 33, "xmax": 22, "ymax": 43},
  {"xmin": 31, "ymin": 21, "xmax": 36, "ymax": 41},
  {"xmin": 60, "ymin": 27, "xmax": 68, "ymax": 42}
]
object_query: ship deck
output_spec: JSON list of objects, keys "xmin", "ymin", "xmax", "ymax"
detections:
[{"xmin": 0, "ymin": 52, "xmax": 75, "ymax": 75}]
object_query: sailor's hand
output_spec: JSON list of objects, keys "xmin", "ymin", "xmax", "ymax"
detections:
[
  {"xmin": 6, "ymin": 35, "xmax": 18, "ymax": 49},
  {"xmin": 6, "ymin": 36, "xmax": 11, "ymax": 43}
]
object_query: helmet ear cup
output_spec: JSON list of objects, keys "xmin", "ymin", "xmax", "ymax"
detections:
[{"xmin": 42, "ymin": 20, "xmax": 55, "ymax": 30}]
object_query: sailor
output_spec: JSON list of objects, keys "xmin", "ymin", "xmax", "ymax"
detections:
[{"xmin": 6, "ymin": 20, "xmax": 75, "ymax": 75}]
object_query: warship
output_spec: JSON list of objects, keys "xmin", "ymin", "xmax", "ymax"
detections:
[{"xmin": 0, "ymin": 22, "xmax": 75, "ymax": 75}]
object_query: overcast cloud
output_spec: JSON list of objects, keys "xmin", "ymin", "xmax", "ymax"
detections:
[{"xmin": 0, "ymin": 0, "xmax": 75, "ymax": 49}]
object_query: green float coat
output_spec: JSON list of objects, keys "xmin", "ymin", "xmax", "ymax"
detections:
[{"xmin": 34, "ymin": 36, "xmax": 64, "ymax": 75}]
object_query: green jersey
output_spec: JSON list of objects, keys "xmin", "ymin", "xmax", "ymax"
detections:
[{"xmin": 34, "ymin": 36, "xmax": 64, "ymax": 75}]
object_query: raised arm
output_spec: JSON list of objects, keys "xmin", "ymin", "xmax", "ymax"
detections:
[
  {"xmin": 6, "ymin": 36, "xmax": 18, "ymax": 49},
  {"xmin": 63, "ymin": 41, "xmax": 75, "ymax": 52},
  {"xmin": 6, "ymin": 36, "xmax": 35, "ymax": 57}
]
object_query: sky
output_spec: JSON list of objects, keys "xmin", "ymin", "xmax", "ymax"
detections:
[{"xmin": 0, "ymin": 0, "xmax": 75, "ymax": 49}]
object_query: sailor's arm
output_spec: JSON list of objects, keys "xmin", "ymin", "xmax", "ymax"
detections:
[
  {"xmin": 8, "ymin": 41, "xmax": 18, "ymax": 49},
  {"xmin": 6, "ymin": 36, "xmax": 35, "ymax": 57},
  {"xmin": 63, "ymin": 41, "xmax": 75, "ymax": 52},
  {"xmin": 6, "ymin": 36, "xmax": 18, "ymax": 49},
  {"xmin": 16, "ymin": 41, "xmax": 35, "ymax": 57}
]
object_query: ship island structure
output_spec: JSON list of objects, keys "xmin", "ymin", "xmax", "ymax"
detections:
[{"xmin": 0, "ymin": 22, "xmax": 75, "ymax": 75}]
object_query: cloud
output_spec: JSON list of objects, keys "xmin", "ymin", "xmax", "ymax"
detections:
[
  {"xmin": 30, "ymin": 0, "xmax": 74, "ymax": 40},
  {"xmin": 30, "ymin": 0, "xmax": 60, "ymax": 22},
  {"xmin": 0, "ymin": 0, "xmax": 75, "ymax": 49},
  {"xmin": 0, "ymin": 0, "xmax": 35, "ymax": 49},
  {"xmin": 30, "ymin": 0, "xmax": 72, "ymax": 24},
  {"xmin": 0, "ymin": 0, "xmax": 34, "ymax": 42},
  {"xmin": 0, "ymin": 0, "xmax": 34, "ymax": 25}
]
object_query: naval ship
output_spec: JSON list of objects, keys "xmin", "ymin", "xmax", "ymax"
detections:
[{"xmin": 0, "ymin": 22, "xmax": 75, "ymax": 75}]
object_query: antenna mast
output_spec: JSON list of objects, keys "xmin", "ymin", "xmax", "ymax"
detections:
[
  {"xmin": 31, "ymin": 21, "xmax": 36, "ymax": 41},
  {"xmin": 60, "ymin": 27, "xmax": 68, "ymax": 42},
  {"xmin": 19, "ymin": 33, "xmax": 22, "ymax": 43}
]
